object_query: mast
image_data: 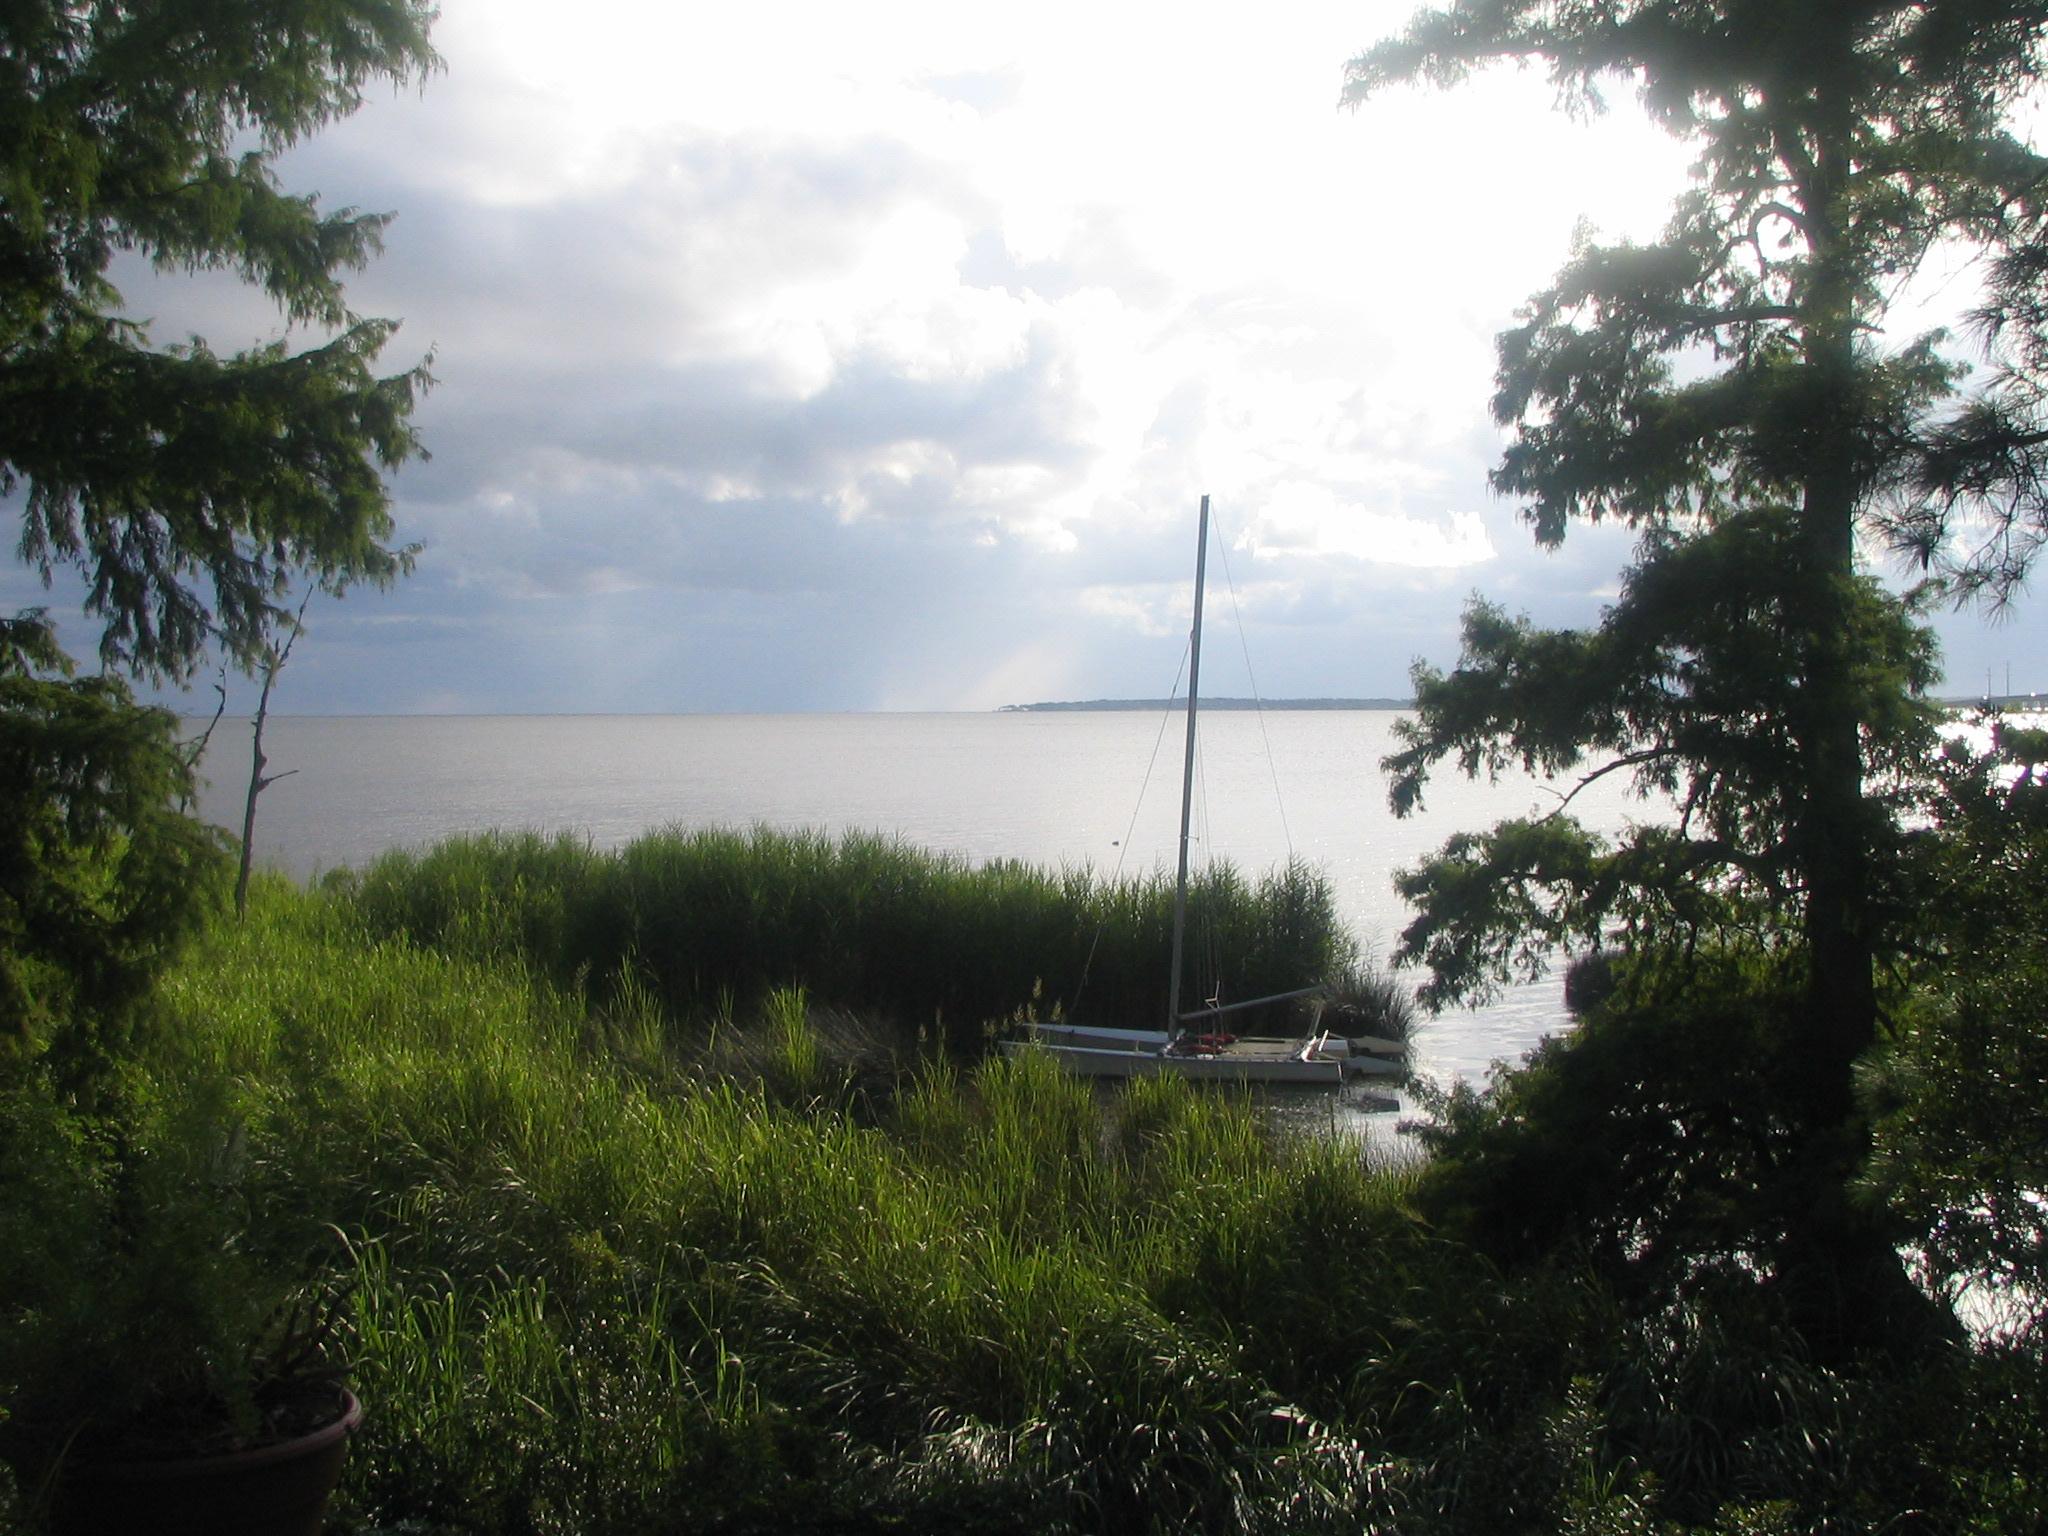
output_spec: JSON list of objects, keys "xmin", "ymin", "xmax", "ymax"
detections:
[{"xmin": 1167, "ymin": 494, "xmax": 1210, "ymax": 1032}]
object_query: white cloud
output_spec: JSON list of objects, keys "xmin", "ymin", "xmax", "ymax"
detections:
[
  {"xmin": 65, "ymin": 0, "xmax": 2047, "ymax": 714},
  {"xmin": 1249, "ymin": 485, "xmax": 1495, "ymax": 567},
  {"xmin": 1075, "ymin": 577, "xmax": 1201, "ymax": 642}
]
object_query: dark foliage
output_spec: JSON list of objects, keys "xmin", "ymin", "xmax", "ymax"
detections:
[
  {"xmin": 1, "ymin": 0, "xmax": 438, "ymax": 680},
  {"xmin": 0, "ymin": 617, "xmax": 226, "ymax": 1088}
]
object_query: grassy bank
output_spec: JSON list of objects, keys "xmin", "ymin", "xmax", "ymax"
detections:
[
  {"xmin": 151, "ymin": 877, "xmax": 1419, "ymax": 1531},
  {"xmin": 7, "ymin": 837, "xmax": 2037, "ymax": 1535},
  {"xmin": 63, "ymin": 874, "xmax": 2019, "ymax": 1534},
  {"xmin": 328, "ymin": 825, "xmax": 1361, "ymax": 1053}
]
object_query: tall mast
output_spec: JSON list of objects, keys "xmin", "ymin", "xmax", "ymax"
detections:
[{"xmin": 1167, "ymin": 494, "xmax": 1210, "ymax": 1032}]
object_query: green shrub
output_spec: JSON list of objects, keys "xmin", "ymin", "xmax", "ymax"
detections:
[{"xmin": 0, "ymin": 1076, "xmax": 346, "ymax": 1492}]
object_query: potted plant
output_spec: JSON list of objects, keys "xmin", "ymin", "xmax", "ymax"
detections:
[
  {"xmin": 0, "ymin": 1100, "xmax": 364, "ymax": 1534},
  {"xmin": 1, "ymin": 661, "xmax": 363, "ymax": 1534},
  {"xmin": 0, "ymin": 1078, "xmax": 364, "ymax": 1536}
]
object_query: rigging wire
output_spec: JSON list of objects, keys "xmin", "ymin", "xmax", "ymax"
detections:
[
  {"xmin": 1209, "ymin": 508, "xmax": 1296, "ymax": 862},
  {"xmin": 1072, "ymin": 639, "xmax": 1191, "ymax": 1015},
  {"xmin": 1192, "ymin": 727, "xmax": 1222, "ymax": 1011},
  {"xmin": 1069, "ymin": 500, "xmax": 1302, "ymax": 1026}
]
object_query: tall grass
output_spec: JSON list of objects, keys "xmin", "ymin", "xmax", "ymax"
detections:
[
  {"xmin": 113, "ymin": 878, "xmax": 2038, "ymax": 1535},
  {"xmin": 330, "ymin": 825, "xmax": 1359, "ymax": 1053},
  {"xmin": 146, "ymin": 878, "xmax": 1416, "ymax": 1531}
]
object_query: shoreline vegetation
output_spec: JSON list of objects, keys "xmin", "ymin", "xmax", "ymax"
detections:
[
  {"xmin": 1000, "ymin": 696, "xmax": 2045, "ymax": 714},
  {"xmin": 158, "ymin": 865, "xmax": 1438, "ymax": 1533},
  {"xmin": 6, "ymin": 825, "xmax": 2038, "ymax": 1534},
  {"xmin": 329, "ymin": 825, "xmax": 1373, "ymax": 1057}
]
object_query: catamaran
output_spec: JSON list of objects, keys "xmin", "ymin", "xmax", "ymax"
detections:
[{"xmin": 1003, "ymin": 496, "xmax": 1406, "ymax": 1085}]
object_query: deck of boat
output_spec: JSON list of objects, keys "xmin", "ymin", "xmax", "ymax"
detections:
[
  {"xmin": 1002, "ymin": 1030, "xmax": 1404, "ymax": 1083},
  {"xmin": 1012, "ymin": 1022, "xmax": 1406, "ymax": 1081}
]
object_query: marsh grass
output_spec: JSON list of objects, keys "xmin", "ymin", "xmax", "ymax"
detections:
[
  {"xmin": 330, "ymin": 826, "xmax": 1356, "ymax": 1053},
  {"xmin": 144, "ymin": 879, "xmax": 1411, "ymax": 1531},
  {"xmin": 344, "ymin": 1247, "xmax": 805, "ymax": 1535},
  {"xmin": 1313, "ymin": 964, "xmax": 1417, "ymax": 1038},
  {"xmin": 102, "ymin": 874, "xmax": 2038, "ymax": 1535}
]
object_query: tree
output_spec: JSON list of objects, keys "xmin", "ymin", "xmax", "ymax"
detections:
[
  {"xmin": 0, "ymin": 612, "xmax": 225, "ymax": 1090},
  {"xmin": 233, "ymin": 588, "xmax": 310, "ymax": 918},
  {"xmin": 1, "ymin": 3, "xmax": 437, "ymax": 1091},
  {"xmin": 1346, "ymin": 3, "xmax": 2048, "ymax": 1349},
  {"xmin": 1386, "ymin": 505, "xmax": 1939, "ymax": 1020},
  {"xmin": 2, "ymin": 0, "xmax": 439, "ymax": 683},
  {"xmin": 1864, "ymin": 720, "xmax": 2048, "ymax": 1341}
]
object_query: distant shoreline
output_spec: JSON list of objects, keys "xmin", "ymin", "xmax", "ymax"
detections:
[
  {"xmin": 1002, "ymin": 694, "xmax": 2047, "ymax": 715},
  {"xmin": 998, "ymin": 697, "xmax": 1412, "ymax": 713}
]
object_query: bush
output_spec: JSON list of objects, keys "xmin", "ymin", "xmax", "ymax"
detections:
[
  {"xmin": 1, "ymin": 652, "xmax": 227, "ymax": 1093},
  {"xmin": 0, "ymin": 1076, "xmax": 346, "ymax": 1494}
]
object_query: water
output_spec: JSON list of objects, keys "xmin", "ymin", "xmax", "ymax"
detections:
[{"xmin": 188, "ymin": 710, "xmax": 1644, "ymax": 1098}]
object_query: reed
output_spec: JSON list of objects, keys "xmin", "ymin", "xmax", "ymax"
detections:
[
  {"xmin": 139, "ymin": 879, "xmax": 1425, "ymax": 1530},
  {"xmin": 116, "ymin": 877, "xmax": 2029, "ymax": 1534},
  {"xmin": 332, "ymin": 825, "xmax": 1358, "ymax": 1053}
]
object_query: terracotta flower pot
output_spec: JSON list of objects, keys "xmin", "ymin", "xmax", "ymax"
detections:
[{"xmin": 51, "ymin": 1389, "xmax": 363, "ymax": 1536}]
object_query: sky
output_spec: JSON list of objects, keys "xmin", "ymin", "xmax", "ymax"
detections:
[{"xmin": 17, "ymin": 0, "xmax": 2048, "ymax": 713}]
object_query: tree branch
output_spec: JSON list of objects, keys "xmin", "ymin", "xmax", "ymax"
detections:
[
  {"xmin": 1537, "ymin": 744, "xmax": 1679, "ymax": 820},
  {"xmin": 234, "ymin": 587, "xmax": 313, "ymax": 917}
]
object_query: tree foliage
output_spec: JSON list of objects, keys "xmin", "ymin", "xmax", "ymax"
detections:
[
  {"xmin": 1863, "ymin": 722, "xmax": 2048, "ymax": 1338},
  {"xmin": 1349, "ymin": 0, "xmax": 2048, "ymax": 572},
  {"xmin": 1388, "ymin": 506, "xmax": 1940, "ymax": 1010},
  {"xmin": 0, "ymin": 3, "xmax": 437, "ymax": 1093},
  {"xmin": 0, "ymin": 613, "xmax": 226, "ymax": 1087},
  {"xmin": 1347, "ymin": 1, "xmax": 2048, "ymax": 1351},
  {"xmin": 1411, "ymin": 962, "xmax": 1806, "ymax": 1286},
  {"xmin": 1, "ymin": 0, "xmax": 439, "ymax": 681},
  {"xmin": 1348, "ymin": 0, "xmax": 2048, "ymax": 1066}
]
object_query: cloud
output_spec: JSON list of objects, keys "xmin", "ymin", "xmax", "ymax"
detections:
[{"xmin": 30, "ymin": 0, "xmax": 2046, "ymax": 714}]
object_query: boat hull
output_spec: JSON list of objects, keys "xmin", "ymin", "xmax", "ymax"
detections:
[
  {"xmin": 1000, "ymin": 1039, "xmax": 1343, "ymax": 1082},
  {"xmin": 1011, "ymin": 1024, "xmax": 1406, "ymax": 1081}
]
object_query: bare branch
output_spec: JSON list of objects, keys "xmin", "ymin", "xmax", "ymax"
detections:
[
  {"xmin": 235, "ymin": 588, "xmax": 315, "ymax": 918},
  {"xmin": 177, "ymin": 661, "xmax": 229, "ymax": 808},
  {"xmin": 1538, "ymin": 745, "xmax": 1679, "ymax": 820}
]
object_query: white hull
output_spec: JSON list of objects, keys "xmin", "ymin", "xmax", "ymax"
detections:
[
  {"xmin": 1017, "ymin": 1021, "xmax": 1406, "ymax": 1080},
  {"xmin": 1002, "ymin": 1037, "xmax": 1352, "ymax": 1083},
  {"xmin": 1024, "ymin": 1023, "xmax": 1173, "ymax": 1050}
]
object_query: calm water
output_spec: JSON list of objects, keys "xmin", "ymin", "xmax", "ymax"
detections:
[{"xmin": 189, "ymin": 710, "xmax": 1644, "ymax": 1097}]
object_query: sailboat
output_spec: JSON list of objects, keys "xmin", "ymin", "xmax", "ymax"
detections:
[{"xmin": 1002, "ymin": 496, "xmax": 1406, "ymax": 1085}]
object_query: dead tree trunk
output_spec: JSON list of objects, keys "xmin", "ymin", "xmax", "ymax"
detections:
[{"xmin": 235, "ymin": 595, "xmax": 310, "ymax": 919}]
